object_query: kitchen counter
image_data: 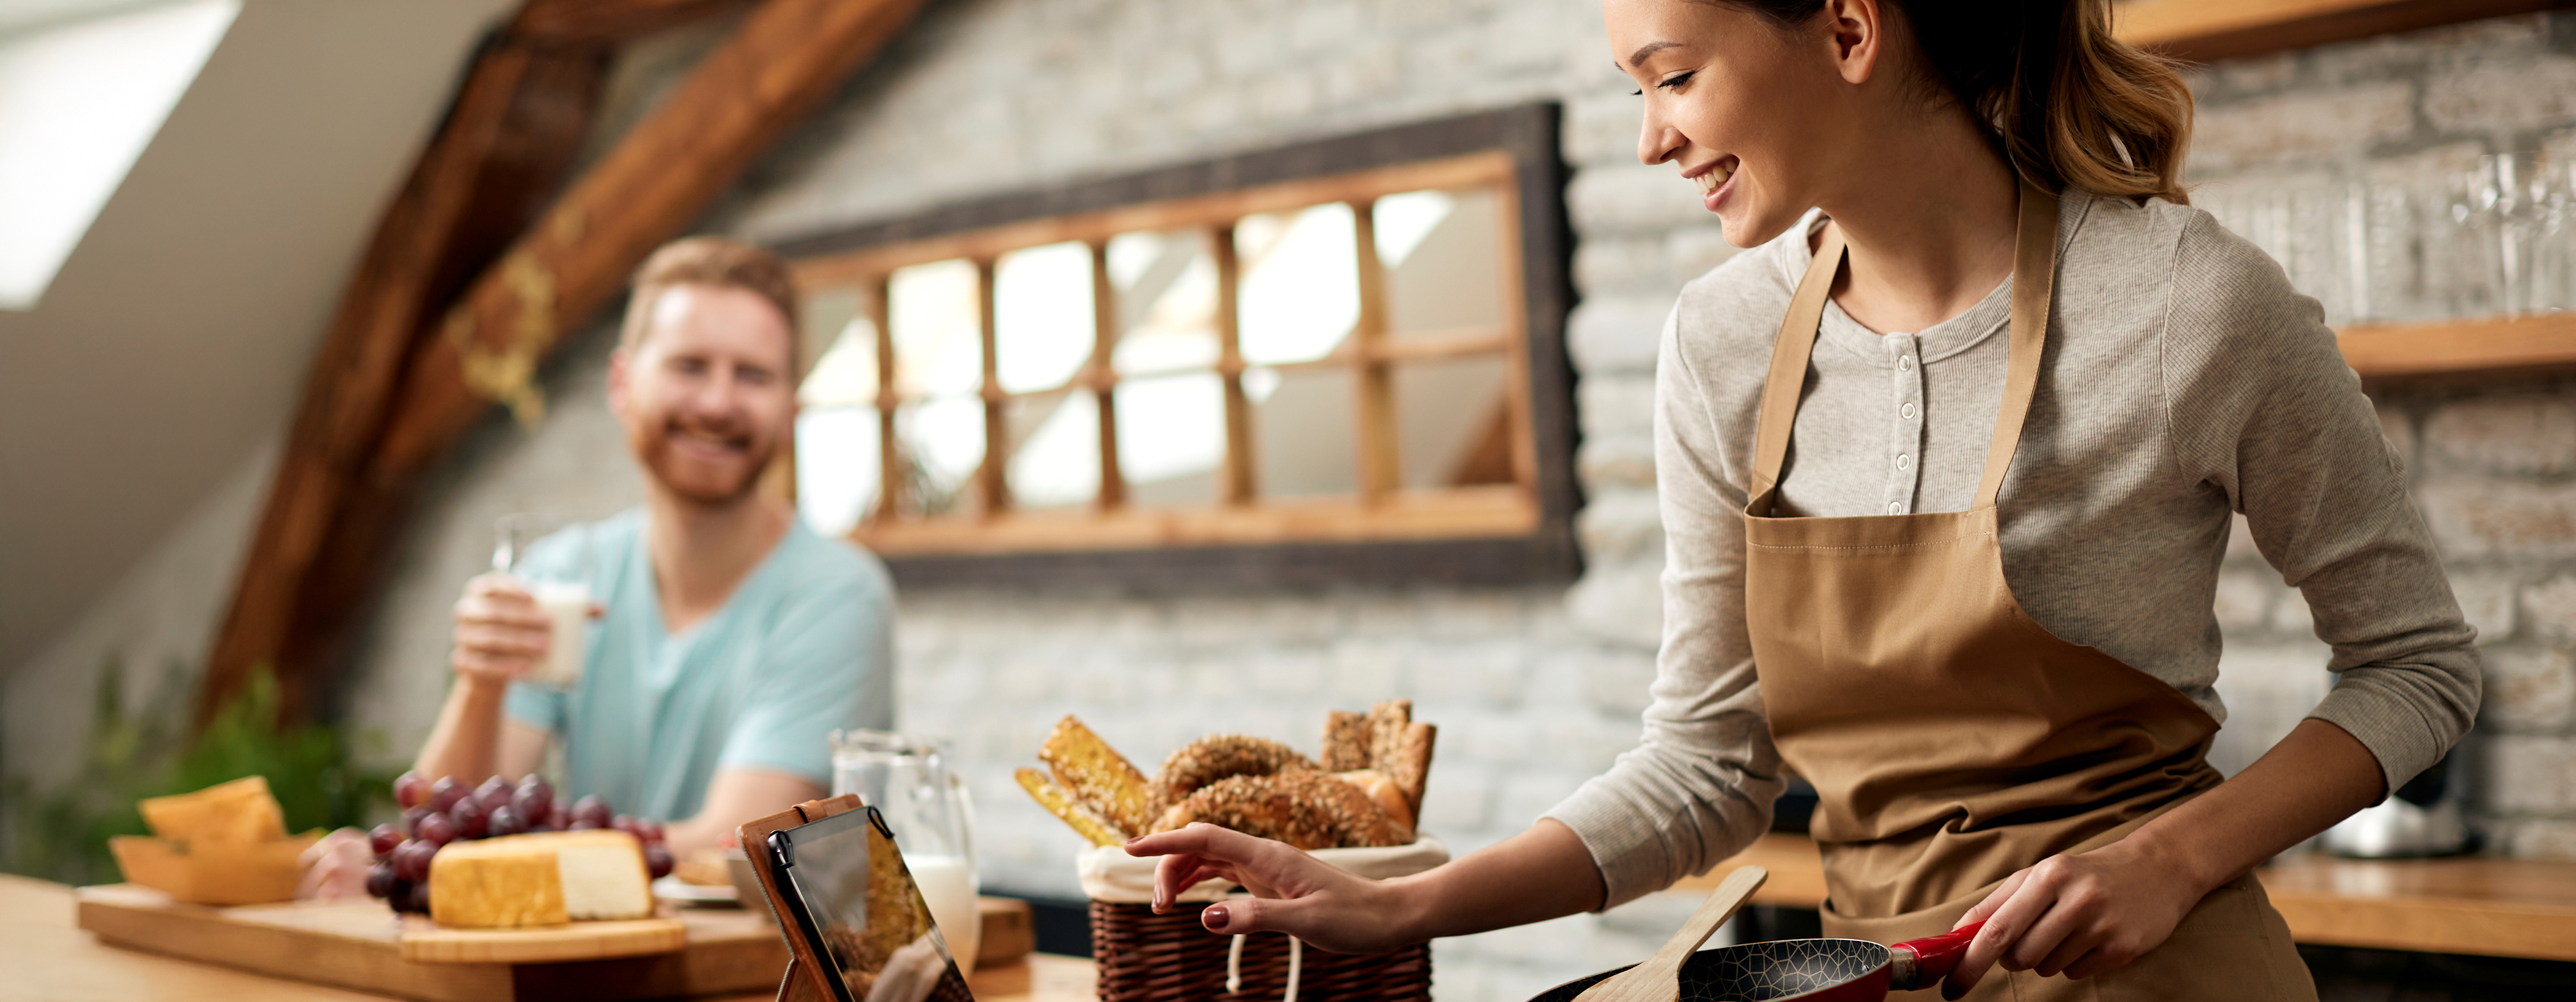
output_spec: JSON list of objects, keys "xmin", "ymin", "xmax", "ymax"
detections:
[
  {"xmin": 3, "ymin": 873, "xmax": 1098, "ymax": 1002},
  {"xmin": 1674, "ymin": 833, "xmax": 2576, "ymax": 962}
]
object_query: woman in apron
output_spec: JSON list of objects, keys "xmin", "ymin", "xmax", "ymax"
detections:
[{"xmin": 1128, "ymin": 1, "xmax": 2481, "ymax": 997}]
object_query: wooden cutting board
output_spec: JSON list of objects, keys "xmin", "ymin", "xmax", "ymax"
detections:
[
  {"xmin": 75, "ymin": 884, "xmax": 787, "ymax": 1001},
  {"xmin": 398, "ymin": 913, "xmax": 688, "ymax": 963}
]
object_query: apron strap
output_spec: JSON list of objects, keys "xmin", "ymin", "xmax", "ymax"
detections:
[
  {"xmin": 1974, "ymin": 181, "xmax": 2061, "ymax": 510},
  {"xmin": 1746, "ymin": 183, "xmax": 2061, "ymax": 515},
  {"xmin": 1747, "ymin": 222, "xmax": 1847, "ymax": 512}
]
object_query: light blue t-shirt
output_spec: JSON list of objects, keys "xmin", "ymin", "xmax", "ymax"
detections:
[{"xmin": 504, "ymin": 510, "xmax": 894, "ymax": 821}]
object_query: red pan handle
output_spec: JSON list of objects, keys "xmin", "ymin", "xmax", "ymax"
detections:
[{"xmin": 1888, "ymin": 919, "xmax": 1984, "ymax": 990}]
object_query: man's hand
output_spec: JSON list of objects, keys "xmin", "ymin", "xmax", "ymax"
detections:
[
  {"xmin": 451, "ymin": 573, "xmax": 551, "ymax": 685},
  {"xmin": 1126, "ymin": 823, "xmax": 1421, "ymax": 955},
  {"xmin": 1937, "ymin": 840, "xmax": 2206, "ymax": 998}
]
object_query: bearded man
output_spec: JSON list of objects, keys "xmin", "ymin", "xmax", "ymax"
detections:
[{"xmin": 409, "ymin": 236, "xmax": 892, "ymax": 854}]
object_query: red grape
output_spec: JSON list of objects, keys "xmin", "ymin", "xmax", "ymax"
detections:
[
  {"xmin": 404, "ymin": 881, "xmax": 432, "ymax": 915},
  {"xmin": 486, "ymin": 804, "xmax": 524, "ymax": 838},
  {"xmin": 572, "ymin": 795, "xmax": 612, "ymax": 829},
  {"xmin": 402, "ymin": 805, "xmax": 433, "ymax": 837},
  {"xmin": 449, "ymin": 798, "xmax": 489, "ymax": 840},
  {"xmin": 429, "ymin": 776, "xmax": 466, "ymax": 813},
  {"xmin": 416, "ymin": 811, "xmax": 458, "ymax": 846},
  {"xmin": 393, "ymin": 772, "xmax": 429, "ymax": 810},
  {"xmin": 368, "ymin": 824, "xmax": 402, "ymax": 860},
  {"xmin": 633, "ymin": 818, "xmax": 666, "ymax": 844},
  {"xmin": 473, "ymin": 776, "xmax": 512, "ymax": 814},
  {"xmin": 364, "ymin": 863, "xmax": 396, "ymax": 900},
  {"xmin": 510, "ymin": 785, "xmax": 550, "ymax": 826},
  {"xmin": 392, "ymin": 840, "xmax": 434, "ymax": 882},
  {"xmin": 644, "ymin": 844, "xmax": 674, "ymax": 880},
  {"xmin": 611, "ymin": 814, "xmax": 640, "ymax": 837},
  {"xmin": 546, "ymin": 802, "xmax": 571, "ymax": 830}
]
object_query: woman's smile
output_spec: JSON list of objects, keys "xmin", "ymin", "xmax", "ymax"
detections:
[{"xmin": 1686, "ymin": 154, "xmax": 1740, "ymax": 210}]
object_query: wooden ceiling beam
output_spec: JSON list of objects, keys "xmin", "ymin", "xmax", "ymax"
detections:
[
  {"xmin": 509, "ymin": 0, "xmax": 757, "ymax": 44},
  {"xmin": 201, "ymin": 0, "xmax": 928, "ymax": 725}
]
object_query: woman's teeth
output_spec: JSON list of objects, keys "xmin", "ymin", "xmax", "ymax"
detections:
[{"xmin": 1693, "ymin": 162, "xmax": 1734, "ymax": 195}]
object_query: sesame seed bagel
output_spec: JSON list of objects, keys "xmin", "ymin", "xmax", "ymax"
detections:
[
  {"xmin": 1150, "ymin": 734, "xmax": 1316, "ymax": 811},
  {"xmin": 1154, "ymin": 771, "xmax": 1406, "ymax": 850}
]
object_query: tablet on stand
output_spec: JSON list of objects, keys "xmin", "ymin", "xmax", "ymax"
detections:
[{"xmin": 739, "ymin": 795, "xmax": 976, "ymax": 1002}]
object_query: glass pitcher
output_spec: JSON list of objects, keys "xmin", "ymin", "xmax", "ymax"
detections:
[{"xmin": 831, "ymin": 729, "xmax": 981, "ymax": 971}]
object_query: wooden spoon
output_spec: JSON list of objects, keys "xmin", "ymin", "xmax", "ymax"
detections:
[{"xmin": 1573, "ymin": 865, "xmax": 1769, "ymax": 1002}]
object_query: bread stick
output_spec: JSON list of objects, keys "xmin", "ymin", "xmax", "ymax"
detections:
[
  {"xmin": 1015, "ymin": 767, "xmax": 1128, "ymax": 846},
  {"xmin": 1038, "ymin": 715, "xmax": 1155, "ymax": 837}
]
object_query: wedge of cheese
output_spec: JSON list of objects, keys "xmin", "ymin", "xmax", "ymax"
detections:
[
  {"xmin": 428, "ymin": 830, "xmax": 652, "ymax": 927},
  {"xmin": 110, "ymin": 831, "xmax": 317, "ymax": 905},
  {"xmin": 139, "ymin": 775, "xmax": 285, "ymax": 844}
]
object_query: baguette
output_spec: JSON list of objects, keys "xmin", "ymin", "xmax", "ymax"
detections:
[
  {"xmin": 1038, "ymin": 715, "xmax": 1155, "ymax": 837},
  {"xmin": 1015, "ymin": 767, "xmax": 1128, "ymax": 846}
]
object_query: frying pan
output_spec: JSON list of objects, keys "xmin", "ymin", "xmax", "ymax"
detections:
[{"xmin": 1527, "ymin": 920, "xmax": 1985, "ymax": 1002}]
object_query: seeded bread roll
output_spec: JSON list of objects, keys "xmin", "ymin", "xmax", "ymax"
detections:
[
  {"xmin": 1320, "ymin": 711, "xmax": 1372, "ymax": 772},
  {"xmin": 1150, "ymin": 734, "xmax": 1316, "ymax": 811},
  {"xmin": 1154, "ymin": 771, "xmax": 1406, "ymax": 850}
]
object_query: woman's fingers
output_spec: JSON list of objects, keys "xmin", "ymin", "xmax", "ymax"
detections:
[{"xmin": 1943, "ymin": 868, "xmax": 2043, "ymax": 999}]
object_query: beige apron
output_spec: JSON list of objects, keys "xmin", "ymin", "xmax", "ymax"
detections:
[{"xmin": 1740, "ymin": 183, "xmax": 2317, "ymax": 1000}]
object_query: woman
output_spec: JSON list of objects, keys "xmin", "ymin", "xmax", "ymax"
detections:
[{"xmin": 1128, "ymin": 0, "xmax": 2479, "ymax": 997}]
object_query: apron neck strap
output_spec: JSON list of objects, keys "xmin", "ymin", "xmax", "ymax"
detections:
[{"xmin": 1747, "ymin": 182, "xmax": 2061, "ymax": 514}]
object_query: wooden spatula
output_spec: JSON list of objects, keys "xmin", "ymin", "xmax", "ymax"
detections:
[{"xmin": 1573, "ymin": 865, "xmax": 1769, "ymax": 1002}]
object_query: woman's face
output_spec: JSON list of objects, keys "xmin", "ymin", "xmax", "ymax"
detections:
[{"xmin": 1603, "ymin": 0, "xmax": 1879, "ymax": 248}]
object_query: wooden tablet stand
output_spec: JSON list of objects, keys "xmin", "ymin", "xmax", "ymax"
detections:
[{"xmin": 739, "ymin": 794, "xmax": 866, "ymax": 1002}]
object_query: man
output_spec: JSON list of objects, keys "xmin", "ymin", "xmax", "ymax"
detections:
[{"xmin": 308, "ymin": 237, "xmax": 892, "ymax": 892}]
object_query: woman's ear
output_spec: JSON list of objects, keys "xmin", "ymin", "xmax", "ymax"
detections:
[{"xmin": 1820, "ymin": 0, "xmax": 1885, "ymax": 85}]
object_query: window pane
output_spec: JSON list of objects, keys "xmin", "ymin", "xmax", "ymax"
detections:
[
  {"xmin": 795, "ymin": 405, "xmax": 880, "ymax": 535},
  {"xmin": 887, "ymin": 258, "xmax": 983, "ymax": 398},
  {"xmin": 1006, "ymin": 391, "xmax": 1099, "ymax": 510},
  {"xmin": 1108, "ymin": 229, "xmax": 1219, "ymax": 376},
  {"xmin": 1114, "ymin": 372, "xmax": 1223, "ymax": 506},
  {"xmin": 894, "ymin": 395, "xmax": 985, "ymax": 518},
  {"xmin": 1381, "ymin": 188, "xmax": 1507, "ymax": 338},
  {"xmin": 993, "ymin": 241, "xmax": 1095, "ymax": 393},
  {"xmin": 799, "ymin": 307, "xmax": 880, "ymax": 407},
  {"xmin": 1237, "ymin": 204, "xmax": 1359, "ymax": 365},
  {"xmin": 1250, "ymin": 367, "xmax": 1356, "ymax": 499},
  {"xmin": 1396, "ymin": 356, "xmax": 1512, "ymax": 488}
]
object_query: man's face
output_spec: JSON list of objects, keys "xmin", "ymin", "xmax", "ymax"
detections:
[{"xmin": 608, "ymin": 284, "xmax": 797, "ymax": 506}]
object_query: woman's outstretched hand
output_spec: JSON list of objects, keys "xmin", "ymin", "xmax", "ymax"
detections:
[{"xmin": 1125, "ymin": 823, "xmax": 1420, "ymax": 955}]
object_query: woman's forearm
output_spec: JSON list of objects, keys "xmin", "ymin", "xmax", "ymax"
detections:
[
  {"xmin": 2116, "ymin": 718, "xmax": 2384, "ymax": 894},
  {"xmin": 1391, "ymin": 818, "xmax": 1607, "ymax": 941},
  {"xmin": 412, "ymin": 676, "xmax": 509, "ymax": 784}
]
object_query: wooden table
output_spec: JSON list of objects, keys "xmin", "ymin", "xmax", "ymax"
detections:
[
  {"xmin": 1674, "ymin": 833, "xmax": 2576, "ymax": 962},
  {"xmin": 4, "ymin": 874, "xmax": 1096, "ymax": 1002}
]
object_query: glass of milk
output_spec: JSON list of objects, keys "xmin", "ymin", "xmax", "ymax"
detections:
[
  {"xmin": 493, "ymin": 514, "xmax": 595, "ymax": 690},
  {"xmin": 832, "ymin": 730, "xmax": 980, "ymax": 972}
]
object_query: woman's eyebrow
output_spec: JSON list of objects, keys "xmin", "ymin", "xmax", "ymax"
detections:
[{"xmin": 1627, "ymin": 40, "xmax": 1682, "ymax": 69}]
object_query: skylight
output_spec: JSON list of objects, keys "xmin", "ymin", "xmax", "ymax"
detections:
[{"xmin": 0, "ymin": 0, "xmax": 238, "ymax": 310}]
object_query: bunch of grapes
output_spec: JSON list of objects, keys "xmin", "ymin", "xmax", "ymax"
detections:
[{"xmin": 368, "ymin": 771, "xmax": 677, "ymax": 914}]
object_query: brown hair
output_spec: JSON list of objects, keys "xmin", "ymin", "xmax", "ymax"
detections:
[
  {"xmin": 620, "ymin": 235, "xmax": 803, "ymax": 367},
  {"xmin": 1721, "ymin": 0, "xmax": 2194, "ymax": 204}
]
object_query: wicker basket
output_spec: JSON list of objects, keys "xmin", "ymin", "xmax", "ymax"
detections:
[
  {"xmin": 1090, "ymin": 900, "xmax": 1432, "ymax": 1002},
  {"xmin": 1077, "ymin": 836, "xmax": 1449, "ymax": 1002}
]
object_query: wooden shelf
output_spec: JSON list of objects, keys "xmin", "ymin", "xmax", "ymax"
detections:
[
  {"xmin": 1670, "ymin": 834, "xmax": 2576, "ymax": 962},
  {"xmin": 2114, "ymin": 0, "xmax": 2571, "ymax": 63},
  {"xmin": 2336, "ymin": 313, "xmax": 2576, "ymax": 380},
  {"xmin": 854, "ymin": 484, "xmax": 1540, "ymax": 557}
]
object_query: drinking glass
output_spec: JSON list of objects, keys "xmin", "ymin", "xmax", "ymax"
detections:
[
  {"xmin": 832, "ymin": 730, "xmax": 980, "ymax": 971},
  {"xmin": 492, "ymin": 514, "xmax": 596, "ymax": 690}
]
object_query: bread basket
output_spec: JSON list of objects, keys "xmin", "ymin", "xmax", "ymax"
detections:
[{"xmin": 1077, "ymin": 837, "xmax": 1448, "ymax": 1002}]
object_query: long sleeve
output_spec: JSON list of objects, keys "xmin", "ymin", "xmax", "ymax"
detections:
[
  {"xmin": 2160, "ymin": 213, "xmax": 2482, "ymax": 794},
  {"xmin": 1545, "ymin": 303, "xmax": 1785, "ymax": 909}
]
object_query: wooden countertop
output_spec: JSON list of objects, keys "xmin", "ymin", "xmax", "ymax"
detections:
[
  {"xmin": 5, "ymin": 873, "xmax": 1096, "ymax": 1002},
  {"xmin": 1673, "ymin": 833, "xmax": 2576, "ymax": 963}
]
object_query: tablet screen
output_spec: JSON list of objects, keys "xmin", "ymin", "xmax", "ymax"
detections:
[{"xmin": 776, "ymin": 808, "xmax": 973, "ymax": 1002}]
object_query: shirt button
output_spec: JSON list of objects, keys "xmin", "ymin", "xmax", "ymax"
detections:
[
  {"xmin": 1896, "ymin": 454, "xmax": 1911, "ymax": 470},
  {"xmin": 1900, "ymin": 355, "xmax": 1915, "ymax": 371},
  {"xmin": 1901, "ymin": 403, "xmax": 1917, "ymax": 419},
  {"xmin": 1888, "ymin": 501, "xmax": 1904, "ymax": 515}
]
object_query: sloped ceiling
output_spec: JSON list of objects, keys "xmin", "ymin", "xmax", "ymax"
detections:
[{"xmin": 0, "ymin": 0, "xmax": 516, "ymax": 671}]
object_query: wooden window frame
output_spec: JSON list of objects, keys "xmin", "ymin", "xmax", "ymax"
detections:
[{"xmin": 775, "ymin": 103, "xmax": 1577, "ymax": 588}]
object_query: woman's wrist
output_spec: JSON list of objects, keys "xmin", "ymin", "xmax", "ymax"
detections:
[{"xmin": 2101, "ymin": 820, "xmax": 2227, "ymax": 899}]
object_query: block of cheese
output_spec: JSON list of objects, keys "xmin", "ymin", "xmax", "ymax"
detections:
[
  {"xmin": 139, "ymin": 775, "xmax": 286, "ymax": 844},
  {"xmin": 428, "ymin": 830, "xmax": 652, "ymax": 927}
]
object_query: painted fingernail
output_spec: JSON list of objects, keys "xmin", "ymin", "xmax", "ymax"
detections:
[{"xmin": 1203, "ymin": 904, "xmax": 1229, "ymax": 929}]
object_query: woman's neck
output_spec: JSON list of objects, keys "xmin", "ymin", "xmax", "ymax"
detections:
[{"xmin": 1816, "ymin": 106, "xmax": 2023, "ymax": 336}]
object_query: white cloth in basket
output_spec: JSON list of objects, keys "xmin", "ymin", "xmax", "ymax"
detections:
[{"xmin": 1077, "ymin": 834, "xmax": 1451, "ymax": 903}]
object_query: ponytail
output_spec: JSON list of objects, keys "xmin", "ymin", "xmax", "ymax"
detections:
[{"xmin": 1719, "ymin": 0, "xmax": 2196, "ymax": 204}]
